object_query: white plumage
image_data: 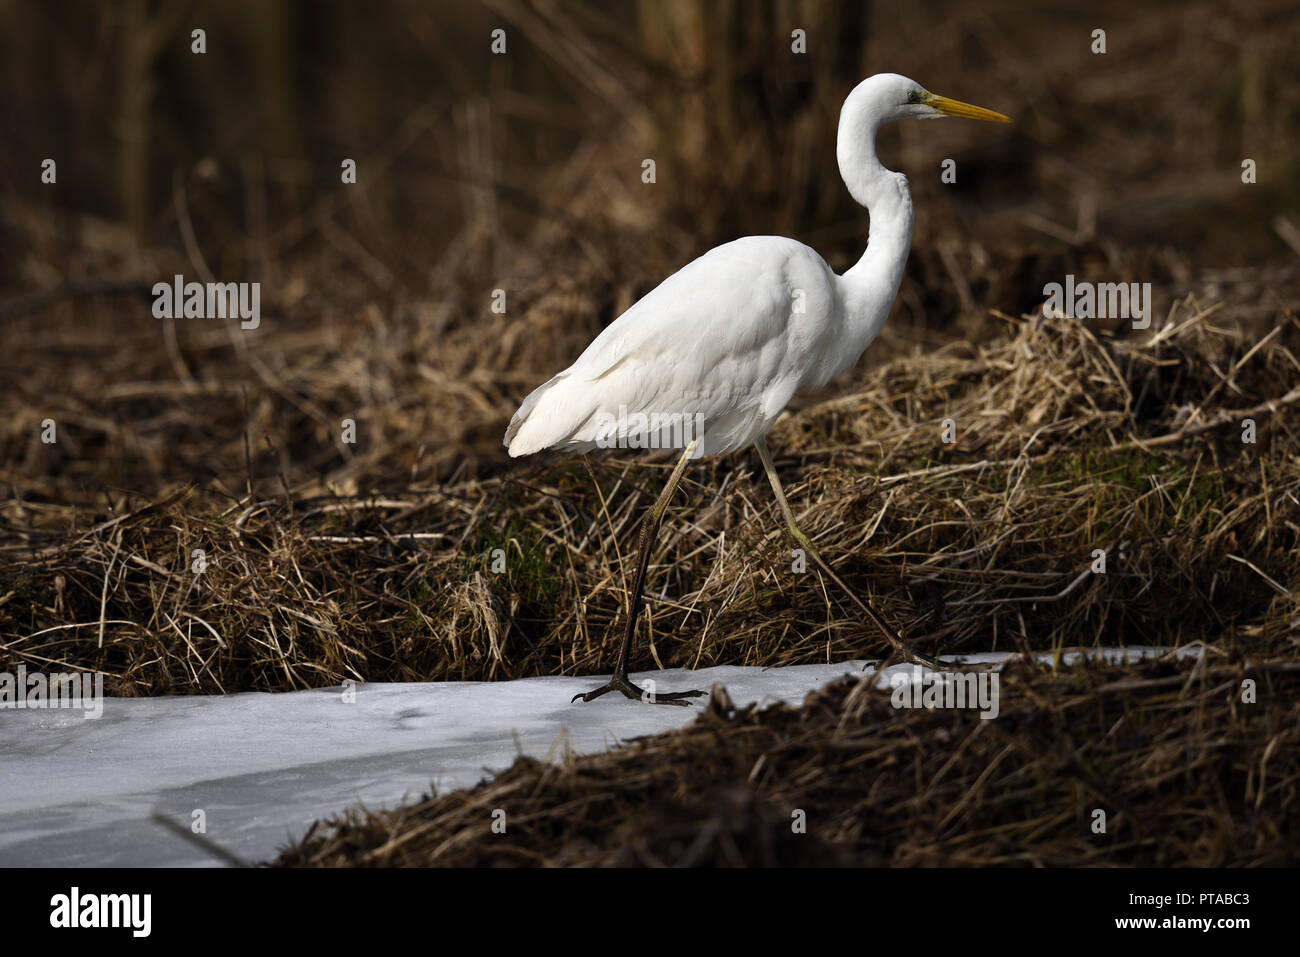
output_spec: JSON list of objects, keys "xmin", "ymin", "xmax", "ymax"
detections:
[
  {"xmin": 505, "ymin": 236, "xmax": 842, "ymax": 457},
  {"xmin": 505, "ymin": 74, "xmax": 1008, "ymax": 462},
  {"xmin": 502, "ymin": 73, "xmax": 1010, "ymax": 704}
]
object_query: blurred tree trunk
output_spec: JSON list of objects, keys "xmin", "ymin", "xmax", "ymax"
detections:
[
  {"xmin": 635, "ymin": 0, "xmax": 713, "ymax": 171},
  {"xmin": 246, "ymin": 0, "xmax": 298, "ymax": 158},
  {"xmin": 634, "ymin": 0, "xmax": 855, "ymax": 239},
  {"xmin": 115, "ymin": 0, "xmax": 186, "ymax": 247},
  {"xmin": 117, "ymin": 0, "xmax": 152, "ymax": 246}
]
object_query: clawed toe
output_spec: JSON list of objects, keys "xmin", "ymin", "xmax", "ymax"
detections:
[
  {"xmin": 571, "ymin": 675, "xmax": 706, "ymax": 706},
  {"xmin": 651, "ymin": 688, "xmax": 707, "ymax": 701}
]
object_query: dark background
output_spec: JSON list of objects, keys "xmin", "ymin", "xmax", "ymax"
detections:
[{"xmin": 1, "ymin": 0, "xmax": 1297, "ymax": 494}]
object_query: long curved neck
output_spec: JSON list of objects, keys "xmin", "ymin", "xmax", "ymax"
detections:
[{"xmin": 836, "ymin": 109, "xmax": 914, "ymax": 348}]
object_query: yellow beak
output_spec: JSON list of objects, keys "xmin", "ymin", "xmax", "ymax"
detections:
[{"xmin": 924, "ymin": 93, "xmax": 1012, "ymax": 123}]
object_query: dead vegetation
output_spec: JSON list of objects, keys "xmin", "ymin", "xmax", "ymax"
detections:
[
  {"xmin": 4, "ymin": 1, "xmax": 1298, "ymax": 695},
  {"xmin": 274, "ymin": 655, "xmax": 1300, "ymax": 866},
  {"xmin": 2, "ymin": 293, "xmax": 1297, "ymax": 694},
  {"xmin": 2, "ymin": 0, "xmax": 1299, "ymax": 867}
]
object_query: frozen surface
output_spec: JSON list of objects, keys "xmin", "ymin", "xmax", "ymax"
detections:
[{"xmin": 0, "ymin": 647, "xmax": 1186, "ymax": 867}]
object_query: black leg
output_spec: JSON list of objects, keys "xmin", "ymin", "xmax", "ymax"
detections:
[{"xmin": 573, "ymin": 439, "xmax": 707, "ymax": 706}]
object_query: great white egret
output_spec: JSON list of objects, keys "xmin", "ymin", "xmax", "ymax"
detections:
[{"xmin": 505, "ymin": 73, "xmax": 1010, "ymax": 705}]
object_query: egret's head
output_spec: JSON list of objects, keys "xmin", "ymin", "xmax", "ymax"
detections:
[
  {"xmin": 838, "ymin": 73, "xmax": 1010, "ymax": 208},
  {"xmin": 858, "ymin": 73, "xmax": 1012, "ymax": 125}
]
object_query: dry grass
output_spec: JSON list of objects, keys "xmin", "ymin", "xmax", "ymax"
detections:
[
  {"xmin": 274, "ymin": 655, "xmax": 1300, "ymax": 867},
  {"xmin": 2, "ymin": 288, "xmax": 1297, "ymax": 694},
  {"xmin": 4, "ymin": 0, "xmax": 1298, "ymax": 693},
  {"xmin": 2, "ymin": 0, "xmax": 1299, "ymax": 867}
]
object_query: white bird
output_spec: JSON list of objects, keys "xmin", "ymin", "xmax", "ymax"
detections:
[{"xmin": 505, "ymin": 73, "xmax": 1010, "ymax": 705}]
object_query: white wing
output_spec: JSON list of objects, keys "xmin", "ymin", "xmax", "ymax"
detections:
[{"xmin": 505, "ymin": 236, "xmax": 841, "ymax": 458}]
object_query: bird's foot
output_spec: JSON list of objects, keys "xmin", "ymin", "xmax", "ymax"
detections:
[{"xmin": 571, "ymin": 674, "xmax": 706, "ymax": 707}]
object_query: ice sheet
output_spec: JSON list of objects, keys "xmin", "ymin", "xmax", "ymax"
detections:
[{"xmin": 0, "ymin": 647, "xmax": 1185, "ymax": 866}]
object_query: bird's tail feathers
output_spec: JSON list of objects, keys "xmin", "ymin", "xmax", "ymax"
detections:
[{"xmin": 504, "ymin": 372, "xmax": 599, "ymax": 457}]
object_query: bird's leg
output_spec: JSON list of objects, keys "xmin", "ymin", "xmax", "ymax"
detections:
[
  {"xmin": 754, "ymin": 438, "xmax": 940, "ymax": 670},
  {"xmin": 573, "ymin": 438, "xmax": 707, "ymax": 706}
]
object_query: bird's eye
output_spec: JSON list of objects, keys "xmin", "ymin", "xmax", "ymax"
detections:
[{"xmin": 906, "ymin": 89, "xmax": 925, "ymax": 104}]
